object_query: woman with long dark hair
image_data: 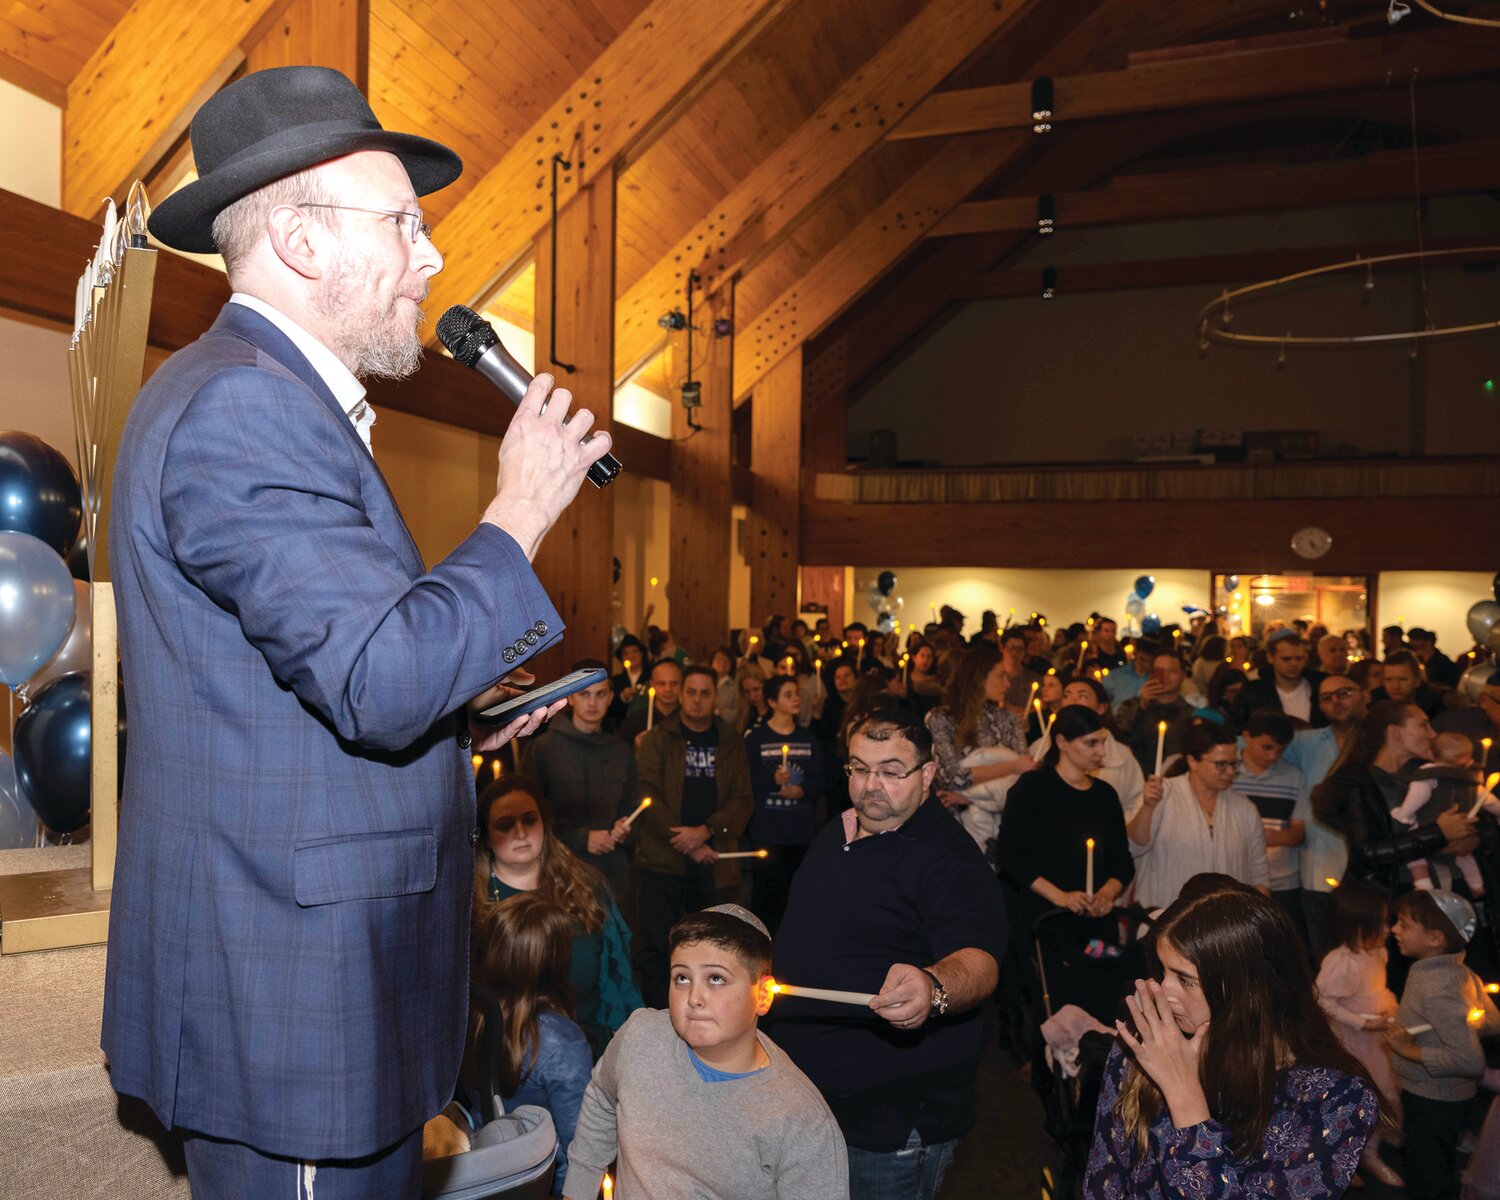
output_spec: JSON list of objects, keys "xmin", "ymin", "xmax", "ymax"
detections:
[
  {"xmin": 1085, "ymin": 888, "xmax": 1383, "ymax": 1200},
  {"xmin": 470, "ymin": 893, "xmax": 591, "ymax": 1197},
  {"xmin": 927, "ymin": 642, "xmax": 1033, "ymax": 808},
  {"xmin": 1310, "ymin": 701, "xmax": 1477, "ymax": 896},
  {"xmin": 997, "ymin": 706, "xmax": 1134, "ymax": 943},
  {"xmin": 475, "ymin": 775, "xmax": 642, "ymax": 1055}
]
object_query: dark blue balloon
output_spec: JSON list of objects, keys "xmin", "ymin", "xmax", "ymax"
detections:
[
  {"xmin": 1141, "ymin": 614, "xmax": 1162, "ymax": 636},
  {"xmin": 14, "ymin": 672, "xmax": 92, "ymax": 834},
  {"xmin": 0, "ymin": 432, "xmax": 82, "ymax": 557},
  {"xmin": 1134, "ymin": 574, "xmax": 1155, "ymax": 599},
  {"xmin": 877, "ymin": 570, "xmax": 897, "ymax": 597},
  {"xmin": 67, "ymin": 530, "xmax": 91, "ymax": 582}
]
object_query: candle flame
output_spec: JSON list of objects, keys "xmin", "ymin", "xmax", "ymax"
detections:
[
  {"xmin": 1081, "ymin": 640, "xmax": 1088, "ymax": 650},
  {"xmin": 1033, "ymin": 698, "xmax": 1043, "ymax": 716},
  {"xmin": 756, "ymin": 849, "xmax": 770, "ymax": 858},
  {"xmin": 750, "ymin": 635, "xmax": 759, "ymax": 644},
  {"xmin": 641, "ymin": 797, "xmax": 652, "ymax": 809},
  {"xmin": 1486, "ymin": 772, "xmax": 1500, "ymax": 791},
  {"xmin": 1483, "ymin": 738, "xmax": 1493, "ymax": 747},
  {"xmin": 1243, "ymin": 661, "xmax": 1252, "ymax": 670},
  {"xmin": 472, "ymin": 754, "xmax": 483, "ymax": 769},
  {"xmin": 1158, "ymin": 721, "xmax": 1168, "ymax": 733},
  {"xmin": 1047, "ymin": 667, "xmax": 1056, "ymax": 675},
  {"xmin": 649, "ymin": 576, "xmax": 658, "ymax": 587},
  {"xmin": 1325, "ymin": 877, "xmax": 1341, "ymax": 888},
  {"xmin": 649, "ymin": 686, "xmax": 656, "ymax": 697},
  {"xmin": 1468, "ymin": 1007, "xmax": 1486, "ymax": 1026},
  {"xmin": 1086, "ymin": 838, "xmax": 1095, "ymax": 850},
  {"xmin": 1102, "ymin": 668, "xmax": 1110, "ymax": 677},
  {"xmin": 492, "ymin": 760, "xmax": 502, "ymax": 780},
  {"xmin": 603, "ymin": 1173, "xmax": 614, "ymax": 1197},
  {"xmin": 782, "ymin": 744, "xmax": 790, "ymax": 753},
  {"xmin": 1486, "ymin": 982, "xmax": 1499, "ymax": 994},
  {"xmin": 766, "ymin": 978, "xmax": 783, "ymax": 995}
]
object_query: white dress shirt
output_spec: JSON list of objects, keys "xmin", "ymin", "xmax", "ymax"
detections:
[
  {"xmin": 1131, "ymin": 774, "xmax": 1270, "ymax": 909},
  {"xmin": 230, "ymin": 292, "xmax": 375, "ymax": 454}
]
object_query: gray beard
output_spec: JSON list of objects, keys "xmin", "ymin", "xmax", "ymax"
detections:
[{"xmin": 314, "ymin": 257, "xmax": 426, "ymax": 381}]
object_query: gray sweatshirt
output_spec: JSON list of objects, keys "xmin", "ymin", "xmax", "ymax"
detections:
[
  {"xmin": 565, "ymin": 1009, "xmax": 850, "ymax": 1200},
  {"xmin": 1392, "ymin": 952, "xmax": 1500, "ymax": 1102}
]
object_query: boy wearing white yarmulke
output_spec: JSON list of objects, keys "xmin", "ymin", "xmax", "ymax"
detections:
[
  {"xmin": 564, "ymin": 905, "xmax": 849, "ymax": 1200},
  {"xmin": 1385, "ymin": 889, "xmax": 1500, "ymax": 1200}
]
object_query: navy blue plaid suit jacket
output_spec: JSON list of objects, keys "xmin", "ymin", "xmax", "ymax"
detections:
[{"xmin": 101, "ymin": 303, "xmax": 561, "ymax": 1159}]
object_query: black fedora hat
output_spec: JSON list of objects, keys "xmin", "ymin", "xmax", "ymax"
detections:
[{"xmin": 149, "ymin": 66, "xmax": 462, "ymax": 254}]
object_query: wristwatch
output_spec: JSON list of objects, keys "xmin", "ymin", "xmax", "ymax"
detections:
[{"xmin": 920, "ymin": 968, "xmax": 949, "ymax": 1016}]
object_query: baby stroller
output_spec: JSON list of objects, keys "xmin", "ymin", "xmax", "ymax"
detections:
[
  {"xmin": 422, "ymin": 984, "xmax": 559, "ymax": 1200},
  {"xmin": 1028, "ymin": 906, "xmax": 1149, "ymax": 1199}
]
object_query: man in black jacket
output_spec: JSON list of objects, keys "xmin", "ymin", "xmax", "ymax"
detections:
[{"xmin": 1232, "ymin": 630, "xmax": 1327, "ymax": 729}]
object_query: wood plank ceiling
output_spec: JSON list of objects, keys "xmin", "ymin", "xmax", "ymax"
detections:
[{"xmin": 7, "ymin": 0, "xmax": 1500, "ymax": 409}]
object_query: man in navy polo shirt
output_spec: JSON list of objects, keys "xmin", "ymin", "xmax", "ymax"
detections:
[{"xmin": 766, "ymin": 706, "xmax": 1007, "ymax": 1199}]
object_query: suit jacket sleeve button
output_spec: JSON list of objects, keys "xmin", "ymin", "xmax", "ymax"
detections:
[{"xmin": 457, "ymin": 728, "xmax": 472, "ymax": 749}]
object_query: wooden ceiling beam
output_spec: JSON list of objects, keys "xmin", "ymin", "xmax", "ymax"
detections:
[
  {"xmin": 955, "ymin": 234, "xmax": 1498, "ymax": 300},
  {"xmin": 890, "ymin": 27, "xmax": 1500, "ymax": 140},
  {"xmin": 421, "ymin": 0, "xmax": 792, "ymax": 346},
  {"xmin": 0, "ymin": 0, "xmax": 130, "ymax": 105},
  {"xmin": 733, "ymin": 130, "xmax": 1023, "ymax": 400},
  {"xmin": 62, "ymin": 0, "xmax": 297, "ymax": 217},
  {"xmin": 931, "ymin": 138, "xmax": 1500, "ymax": 237},
  {"xmin": 611, "ymin": 0, "xmax": 1040, "ymax": 383}
]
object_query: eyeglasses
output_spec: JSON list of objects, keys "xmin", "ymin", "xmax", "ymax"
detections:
[
  {"xmin": 844, "ymin": 760, "xmax": 927, "ymax": 785},
  {"xmin": 1318, "ymin": 687, "xmax": 1359, "ymax": 703},
  {"xmin": 1201, "ymin": 758, "xmax": 1240, "ymax": 772},
  {"xmin": 302, "ymin": 203, "xmax": 431, "ymax": 243},
  {"xmin": 491, "ymin": 810, "xmax": 541, "ymax": 836}
]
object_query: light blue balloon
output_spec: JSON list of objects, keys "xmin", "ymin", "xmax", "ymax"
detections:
[
  {"xmin": 1134, "ymin": 575, "xmax": 1156, "ymax": 599},
  {"xmin": 0, "ymin": 751, "xmax": 35, "ymax": 849},
  {"xmin": 1124, "ymin": 593, "xmax": 1145, "ymax": 618},
  {"xmin": 0, "ymin": 531, "xmax": 75, "ymax": 685}
]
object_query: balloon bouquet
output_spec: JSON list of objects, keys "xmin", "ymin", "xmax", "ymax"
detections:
[
  {"xmin": 0, "ymin": 431, "xmax": 100, "ymax": 848},
  {"xmin": 865, "ymin": 570, "xmax": 904, "ymax": 635}
]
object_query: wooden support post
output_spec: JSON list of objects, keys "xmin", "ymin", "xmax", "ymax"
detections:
[
  {"xmin": 668, "ymin": 286, "xmax": 734, "ymax": 661},
  {"xmin": 530, "ymin": 175, "xmax": 617, "ymax": 672},
  {"xmin": 748, "ymin": 349, "xmax": 802, "ymax": 627}
]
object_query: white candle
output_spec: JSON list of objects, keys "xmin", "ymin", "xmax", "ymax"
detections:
[
  {"xmin": 1032, "ymin": 710, "xmax": 1057, "ymax": 762},
  {"xmin": 1405, "ymin": 1023, "xmax": 1433, "ymax": 1035},
  {"xmin": 769, "ymin": 981, "xmax": 876, "ymax": 1007},
  {"xmin": 622, "ymin": 796, "xmax": 652, "ymax": 829},
  {"xmin": 646, "ymin": 686, "xmax": 656, "ymax": 731},
  {"xmin": 1077, "ymin": 640, "xmax": 1088, "ymax": 670},
  {"xmin": 1467, "ymin": 772, "xmax": 1500, "ymax": 820},
  {"xmin": 717, "ymin": 850, "xmax": 770, "ymax": 860},
  {"xmin": 1154, "ymin": 721, "xmax": 1167, "ymax": 777},
  {"xmin": 1085, "ymin": 837, "xmax": 1095, "ymax": 896},
  {"xmin": 781, "ymin": 743, "xmax": 790, "ymax": 770}
]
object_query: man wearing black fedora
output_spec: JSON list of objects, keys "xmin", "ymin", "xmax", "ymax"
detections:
[{"xmin": 101, "ymin": 65, "xmax": 611, "ymax": 1196}]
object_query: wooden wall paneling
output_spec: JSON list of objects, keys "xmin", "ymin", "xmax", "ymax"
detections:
[
  {"xmin": 747, "ymin": 348, "xmax": 801, "ymax": 626},
  {"xmin": 422, "ymin": 0, "xmax": 790, "ymax": 342},
  {"xmin": 798, "ymin": 566, "xmax": 846, "ymax": 634},
  {"xmin": 733, "ymin": 131, "xmax": 1019, "ymax": 400},
  {"xmin": 801, "ymin": 335, "xmax": 849, "ymax": 479},
  {"xmin": 930, "ymin": 139, "xmax": 1500, "ymax": 237},
  {"xmin": 611, "ymin": 0, "xmax": 1037, "ymax": 382},
  {"xmin": 62, "ymin": 0, "xmax": 294, "ymax": 216},
  {"xmin": 889, "ymin": 27, "xmax": 1500, "ymax": 141},
  {"xmin": 801, "ymin": 498, "xmax": 1500, "ymax": 572},
  {"xmin": 528, "ymin": 175, "xmax": 618, "ymax": 671},
  {"xmin": 246, "ymin": 0, "xmax": 368, "ymax": 88},
  {"xmin": 668, "ymin": 286, "xmax": 734, "ymax": 660}
]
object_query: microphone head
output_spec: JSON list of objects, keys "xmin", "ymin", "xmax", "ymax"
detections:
[{"xmin": 436, "ymin": 305, "xmax": 498, "ymax": 368}]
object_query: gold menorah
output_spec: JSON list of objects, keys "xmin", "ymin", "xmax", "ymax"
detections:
[{"xmin": 0, "ymin": 183, "xmax": 157, "ymax": 953}]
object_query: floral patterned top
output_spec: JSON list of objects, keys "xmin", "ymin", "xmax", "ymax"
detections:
[
  {"xmin": 1085, "ymin": 1043, "xmax": 1377, "ymax": 1200},
  {"xmin": 926, "ymin": 703, "xmax": 1028, "ymax": 792}
]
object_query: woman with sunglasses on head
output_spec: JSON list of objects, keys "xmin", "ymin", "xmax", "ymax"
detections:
[
  {"xmin": 1127, "ymin": 722, "xmax": 1271, "ymax": 912},
  {"xmin": 475, "ymin": 775, "xmax": 642, "ymax": 1057},
  {"xmin": 1085, "ymin": 886, "xmax": 1384, "ymax": 1200}
]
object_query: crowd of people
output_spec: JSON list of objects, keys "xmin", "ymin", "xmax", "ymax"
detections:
[{"xmin": 458, "ymin": 604, "xmax": 1500, "ymax": 1200}]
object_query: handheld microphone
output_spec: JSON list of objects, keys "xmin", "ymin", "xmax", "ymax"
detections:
[{"xmin": 436, "ymin": 304, "xmax": 622, "ymax": 489}]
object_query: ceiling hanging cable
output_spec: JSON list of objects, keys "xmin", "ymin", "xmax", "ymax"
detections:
[{"xmin": 548, "ymin": 151, "xmax": 577, "ymax": 375}]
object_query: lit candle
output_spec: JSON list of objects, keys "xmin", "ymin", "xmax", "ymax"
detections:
[
  {"xmin": 471, "ymin": 754, "xmax": 483, "ymax": 770},
  {"xmin": 603, "ymin": 1174, "xmax": 613, "ymax": 1198},
  {"xmin": 1154, "ymin": 721, "xmax": 1167, "ymax": 777},
  {"xmin": 1085, "ymin": 837, "xmax": 1095, "ymax": 897},
  {"xmin": 649, "ymin": 576, "xmax": 659, "ymax": 587},
  {"xmin": 781, "ymin": 743, "xmax": 790, "ymax": 770},
  {"xmin": 1467, "ymin": 772, "xmax": 1500, "ymax": 820},
  {"xmin": 1032, "ymin": 708, "xmax": 1056, "ymax": 762},
  {"xmin": 718, "ymin": 849, "xmax": 771, "ymax": 860},
  {"xmin": 623, "ymin": 658, "xmax": 633, "ymax": 675},
  {"xmin": 1325, "ymin": 877, "xmax": 1341, "ymax": 889},
  {"xmin": 647, "ymin": 686, "xmax": 656, "ymax": 730},
  {"xmin": 1077, "ymin": 640, "xmax": 1088, "ymax": 669},
  {"xmin": 622, "ymin": 796, "xmax": 652, "ymax": 829},
  {"xmin": 767, "ymin": 980, "xmax": 876, "ymax": 1007},
  {"xmin": 1026, "ymin": 680, "xmax": 1039, "ymax": 710},
  {"xmin": 1482, "ymin": 737, "xmax": 1493, "ymax": 775},
  {"xmin": 492, "ymin": 760, "xmax": 502, "ymax": 781}
]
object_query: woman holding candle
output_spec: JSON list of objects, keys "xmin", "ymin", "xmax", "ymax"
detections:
[
  {"xmin": 744, "ymin": 676, "xmax": 824, "ymax": 934},
  {"xmin": 1059, "ymin": 676, "xmax": 1144, "ymax": 821},
  {"xmin": 1024, "ymin": 670, "xmax": 1064, "ymax": 743},
  {"xmin": 475, "ymin": 775, "xmax": 643, "ymax": 1056},
  {"xmin": 1084, "ymin": 888, "xmax": 1384, "ymax": 1200},
  {"xmin": 1126, "ymin": 722, "xmax": 1272, "ymax": 911},
  {"xmin": 903, "ymin": 639, "xmax": 943, "ymax": 719},
  {"xmin": 997, "ymin": 706, "xmax": 1135, "ymax": 954},
  {"xmin": 928, "ymin": 642, "xmax": 1034, "ymax": 810}
]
